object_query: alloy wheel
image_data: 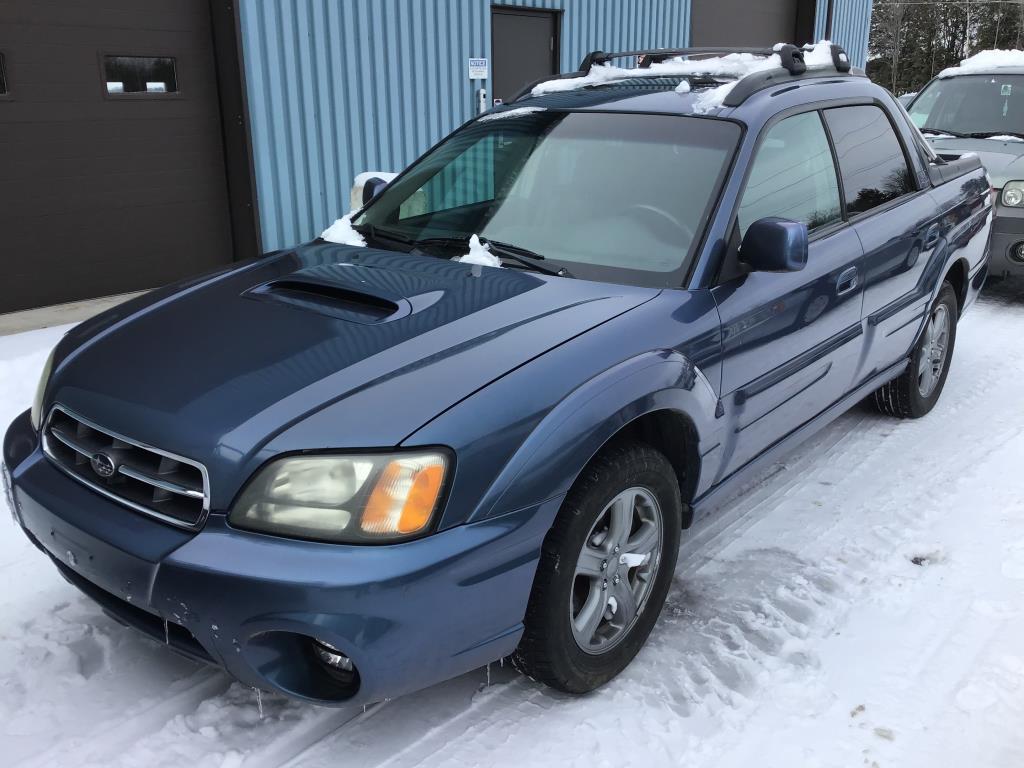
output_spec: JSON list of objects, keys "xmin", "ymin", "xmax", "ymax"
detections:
[
  {"xmin": 917, "ymin": 303, "xmax": 950, "ymax": 398},
  {"xmin": 570, "ymin": 487, "xmax": 663, "ymax": 654}
]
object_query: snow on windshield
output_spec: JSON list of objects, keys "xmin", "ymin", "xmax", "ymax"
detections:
[
  {"xmin": 320, "ymin": 213, "xmax": 366, "ymax": 247},
  {"xmin": 939, "ymin": 48, "xmax": 1024, "ymax": 78},
  {"xmin": 985, "ymin": 134, "xmax": 1024, "ymax": 142}
]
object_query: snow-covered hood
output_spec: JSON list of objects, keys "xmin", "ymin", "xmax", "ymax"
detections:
[
  {"xmin": 927, "ymin": 135, "xmax": 1024, "ymax": 187},
  {"xmin": 46, "ymin": 243, "xmax": 657, "ymax": 505}
]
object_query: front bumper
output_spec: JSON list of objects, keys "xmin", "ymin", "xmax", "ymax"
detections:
[
  {"xmin": 4, "ymin": 410, "xmax": 555, "ymax": 705},
  {"xmin": 989, "ymin": 207, "xmax": 1024, "ymax": 277}
]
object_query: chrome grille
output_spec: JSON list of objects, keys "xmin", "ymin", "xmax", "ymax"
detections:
[{"xmin": 42, "ymin": 406, "xmax": 209, "ymax": 530}]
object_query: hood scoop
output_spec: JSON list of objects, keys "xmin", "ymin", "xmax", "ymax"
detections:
[{"xmin": 246, "ymin": 269, "xmax": 412, "ymax": 324}]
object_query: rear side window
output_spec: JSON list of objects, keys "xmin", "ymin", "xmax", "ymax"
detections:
[
  {"xmin": 824, "ymin": 105, "xmax": 915, "ymax": 215},
  {"xmin": 737, "ymin": 111, "xmax": 842, "ymax": 236}
]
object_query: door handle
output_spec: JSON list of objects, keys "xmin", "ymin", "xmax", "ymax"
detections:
[{"xmin": 836, "ymin": 266, "xmax": 859, "ymax": 296}]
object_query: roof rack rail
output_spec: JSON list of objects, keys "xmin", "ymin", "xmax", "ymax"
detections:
[
  {"xmin": 511, "ymin": 43, "xmax": 859, "ymax": 105},
  {"xmin": 722, "ymin": 44, "xmax": 860, "ymax": 106},
  {"xmin": 578, "ymin": 44, "xmax": 809, "ymax": 76}
]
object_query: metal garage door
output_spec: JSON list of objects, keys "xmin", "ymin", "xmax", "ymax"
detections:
[
  {"xmin": 0, "ymin": 0, "xmax": 234, "ymax": 314},
  {"xmin": 690, "ymin": 0, "xmax": 816, "ymax": 48}
]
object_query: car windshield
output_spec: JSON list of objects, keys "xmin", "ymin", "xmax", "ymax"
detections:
[
  {"xmin": 354, "ymin": 111, "xmax": 741, "ymax": 286},
  {"xmin": 909, "ymin": 74, "xmax": 1024, "ymax": 137}
]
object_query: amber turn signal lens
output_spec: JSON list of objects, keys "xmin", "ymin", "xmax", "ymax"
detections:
[{"xmin": 361, "ymin": 456, "xmax": 447, "ymax": 536}]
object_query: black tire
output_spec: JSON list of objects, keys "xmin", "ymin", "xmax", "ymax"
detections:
[
  {"xmin": 873, "ymin": 281, "xmax": 958, "ymax": 419},
  {"xmin": 512, "ymin": 441, "xmax": 682, "ymax": 693}
]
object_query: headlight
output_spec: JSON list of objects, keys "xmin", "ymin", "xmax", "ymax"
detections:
[
  {"xmin": 228, "ymin": 451, "xmax": 450, "ymax": 543},
  {"xmin": 30, "ymin": 347, "xmax": 57, "ymax": 431},
  {"xmin": 1002, "ymin": 181, "xmax": 1024, "ymax": 207}
]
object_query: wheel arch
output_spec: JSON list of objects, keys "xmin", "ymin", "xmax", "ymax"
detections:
[
  {"xmin": 943, "ymin": 257, "xmax": 970, "ymax": 315},
  {"xmin": 596, "ymin": 409, "xmax": 701, "ymax": 528}
]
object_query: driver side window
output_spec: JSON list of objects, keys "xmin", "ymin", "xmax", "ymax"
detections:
[{"xmin": 737, "ymin": 111, "xmax": 842, "ymax": 237}]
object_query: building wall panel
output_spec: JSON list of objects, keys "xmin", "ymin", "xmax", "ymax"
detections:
[{"xmin": 815, "ymin": 0, "xmax": 873, "ymax": 69}]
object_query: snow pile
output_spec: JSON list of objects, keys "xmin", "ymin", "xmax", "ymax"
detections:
[
  {"xmin": 455, "ymin": 234, "xmax": 502, "ymax": 267},
  {"xmin": 478, "ymin": 106, "xmax": 546, "ymax": 122},
  {"xmin": 985, "ymin": 135, "xmax": 1024, "ymax": 142},
  {"xmin": 939, "ymin": 48, "xmax": 1024, "ymax": 78},
  {"xmin": 320, "ymin": 214, "xmax": 366, "ymax": 247},
  {"xmin": 531, "ymin": 40, "xmax": 845, "ymax": 115}
]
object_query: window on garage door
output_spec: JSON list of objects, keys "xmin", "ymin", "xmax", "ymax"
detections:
[{"xmin": 103, "ymin": 55, "xmax": 178, "ymax": 95}]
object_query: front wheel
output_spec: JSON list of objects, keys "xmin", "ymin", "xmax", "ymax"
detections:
[
  {"xmin": 873, "ymin": 281, "xmax": 958, "ymax": 419},
  {"xmin": 512, "ymin": 441, "xmax": 682, "ymax": 693}
]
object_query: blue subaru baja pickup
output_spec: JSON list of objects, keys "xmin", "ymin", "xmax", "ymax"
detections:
[{"xmin": 2, "ymin": 43, "xmax": 991, "ymax": 705}]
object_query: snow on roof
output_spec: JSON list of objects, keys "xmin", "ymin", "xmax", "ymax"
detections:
[
  {"xmin": 530, "ymin": 40, "xmax": 843, "ymax": 114},
  {"xmin": 939, "ymin": 49, "xmax": 1024, "ymax": 78},
  {"xmin": 478, "ymin": 106, "xmax": 546, "ymax": 122},
  {"xmin": 692, "ymin": 40, "xmax": 841, "ymax": 114}
]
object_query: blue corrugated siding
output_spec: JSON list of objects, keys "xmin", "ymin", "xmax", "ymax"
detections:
[
  {"xmin": 240, "ymin": 0, "xmax": 691, "ymax": 251},
  {"xmin": 815, "ymin": 0, "xmax": 873, "ymax": 69}
]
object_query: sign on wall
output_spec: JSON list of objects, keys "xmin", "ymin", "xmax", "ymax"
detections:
[{"xmin": 468, "ymin": 57, "xmax": 489, "ymax": 80}]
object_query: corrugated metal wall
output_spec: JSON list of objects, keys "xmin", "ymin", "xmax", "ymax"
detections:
[
  {"xmin": 814, "ymin": 0, "xmax": 874, "ymax": 69},
  {"xmin": 239, "ymin": 0, "xmax": 692, "ymax": 251}
]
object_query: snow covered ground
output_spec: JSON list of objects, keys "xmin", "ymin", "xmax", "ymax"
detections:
[{"xmin": 2, "ymin": 282, "xmax": 1024, "ymax": 768}]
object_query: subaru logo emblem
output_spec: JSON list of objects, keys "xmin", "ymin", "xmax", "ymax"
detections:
[{"xmin": 90, "ymin": 452, "xmax": 117, "ymax": 479}]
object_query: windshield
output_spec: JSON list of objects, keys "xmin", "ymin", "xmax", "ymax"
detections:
[
  {"xmin": 909, "ymin": 74, "xmax": 1024, "ymax": 137},
  {"xmin": 354, "ymin": 111, "xmax": 741, "ymax": 286}
]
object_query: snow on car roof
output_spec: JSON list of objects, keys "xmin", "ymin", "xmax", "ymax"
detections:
[
  {"xmin": 529, "ymin": 40, "xmax": 844, "ymax": 114},
  {"xmin": 938, "ymin": 48, "xmax": 1024, "ymax": 78}
]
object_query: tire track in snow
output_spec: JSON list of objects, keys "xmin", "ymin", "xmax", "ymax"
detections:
[{"xmin": 15, "ymin": 669, "xmax": 230, "ymax": 768}]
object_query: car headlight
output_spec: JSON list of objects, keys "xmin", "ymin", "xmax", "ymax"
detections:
[
  {"xmin": 30, "ymin": 347, "xmax": 57, "ymax": 431},
  {"xmin": 228, "ymin": 451, "xmax": 450, "ymax": 543},
  {"xmin": 1002, "ymin": 181, "xmax": 1024, "ymax": 207}
]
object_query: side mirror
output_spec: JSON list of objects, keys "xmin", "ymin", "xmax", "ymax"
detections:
[
  {"xmin": 362, "ymin": 176, "xmax": 389, "ymax": 206},
  {"xmin": 739, "ymin": 217, "xmax": 808, "ymax": 272},
  {"xmin": 350, "ymin": 171, "xmax": 397, "ymax": 211}
]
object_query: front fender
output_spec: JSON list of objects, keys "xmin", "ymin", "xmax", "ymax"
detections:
[
  {"xmin": 473, "ymin": 351, "xmax": 722, "ymax": 523},
  {"xmin": 408, "ymin": 347, "xmax": 722, "ymax": 530}
]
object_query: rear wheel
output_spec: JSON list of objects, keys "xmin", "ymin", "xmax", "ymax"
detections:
[
  {"xmin": 873, "ymin": 281, "xmax": 958, "ymax": 419},
  {"xmin": 513, "ymin": 441, "xmax": 681, "ymax": 693}
]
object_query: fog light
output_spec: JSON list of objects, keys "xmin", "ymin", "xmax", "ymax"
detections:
[
  {"xmin": 1012, "ymin": 242, "xmax": 1024, "ymax": 263},
  {"xmin": 313, "ymin": 639, "xmax": 354, "ymax": 672}
]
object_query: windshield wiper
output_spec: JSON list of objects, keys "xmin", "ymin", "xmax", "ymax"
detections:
[
  {"xmin": 412, "ymin": 235, "xmax": 574, "ymax": 277},
  {"xmin": 350, "ymin": 223, "xmax": 416, "ymax": 250},
  {"xmin": 484, "ymin": 238, "xmax": 574, "ymax": 278},
  {"xmin": 920, "ymin": 127, "xmax": 967, "ymax": 138}
]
